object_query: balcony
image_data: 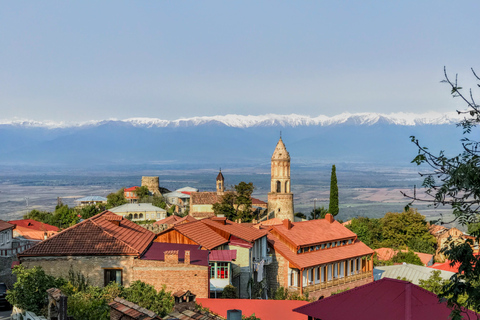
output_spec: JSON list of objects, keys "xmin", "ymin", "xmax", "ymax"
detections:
[{"xmin": 289, "ymin": 271, "xmax": 372, "ymax": 294}]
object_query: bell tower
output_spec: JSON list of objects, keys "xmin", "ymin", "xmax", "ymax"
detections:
[
  {"xmin": 216, "ymin": 169, "xmax": 225, "ymax": 195},
  {"xmin": 268, "ymin": 137, "xmax": 294, "ymax": 221}
]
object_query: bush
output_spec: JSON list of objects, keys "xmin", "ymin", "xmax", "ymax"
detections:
[{"xmin": 221, "ymin": 284, "xmax": 238, "ymax": 299}]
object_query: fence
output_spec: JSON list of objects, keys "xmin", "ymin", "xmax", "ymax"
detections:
[{"xmin": 0, "ymin": 243, "xmax": 34, "ymax": 257}]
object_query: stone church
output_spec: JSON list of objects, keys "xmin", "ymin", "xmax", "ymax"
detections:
[{"xmin": 267, "ymin": 137, "xmax": 294, "ymax": 221}]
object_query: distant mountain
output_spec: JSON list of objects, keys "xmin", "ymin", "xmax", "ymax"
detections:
[{"xmin": 0, "ymin": 113, "xmax": 471, "ymax": 169}]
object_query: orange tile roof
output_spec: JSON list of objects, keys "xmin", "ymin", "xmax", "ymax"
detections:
[
  {"xmin": 429, "ymin": 260, "xmax": 461, "ymax": 273},
  {"xmin": 168, "ymin": 220, "xmax": 229, "ymax": 250},
  {"xmin": 190, "ymin": 212, "xmax": 215, "ymax": 219},
  {"xmin": 19, "ymin": 211, "xmax": 155, "ymax": 257},
  {"xmin": 154, "ymin": 215, "xmax": 181, "ymax": 225},
  {"xmin": 197, "ymin": 298, "xmax": 308, "ymax": 320},
  {"xmin": 13, "ymin": 226, "xmax": 57, "ymax": 241},
  {"xmin": 0, "ymin": 220, "xmax": 15, "ymax": 232},
  {"xmin": 202, "ymin": 218, "xmax": 267, "ymax": 243},
  {"xmin": 173, "ymin": 215, "xmax": 197, "ymax": 225},
  {"xmin": 271, "ymin": 219, "xmax": 357, "ymax": 247},
  {"xmin": 254, "ymin": 218, "xmax": 284, "ymax": 229},
  {"xmin": 268, "ymin": 233, "xmax": 374, "ymax": 269},
  {"xmin": 375, "ymin": 248, "xmax": 433, "ymax": 266},
  {"xmin": 251, "ymin": 197, "xmax": 267, "ymax": 205},
  {"xmin": 8, "ymin": 219, "xmax": 59, "ymax": 232}
]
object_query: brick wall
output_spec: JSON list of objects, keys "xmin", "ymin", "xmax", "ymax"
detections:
[
  {"xmin": 266, "ymin": 245, "xmax": 288, "ymax": 292},
  {"xmin": 307, "ymin": 276, "xmax": 373, "ymax": 300},
  {"xmin": 132, "ymin": 259, "xmax": 209, "ymax": 298}
]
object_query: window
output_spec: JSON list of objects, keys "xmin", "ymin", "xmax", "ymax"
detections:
[
  {"xmin": 210, "ymin": 263, "xmax": 216, "ymax": 278},
  {"xmin": 348, "ymin": 239, "xmax": 352, "ymax": 244},
  {"xmin": 321, "ymin": 244, "xmax": 325, "ymax": 249},
  {"xmin": 157, "ymin": 213, "xmax": 161, "ymax": 219},
  {"xmin": 276, "ymin": 181, "xmax": 281, "ymax": 192},
  {"xmin": 139, "ymin": 213, "xmax": 144, "ymax": 219},
  {"xmin": 327, "ymin": 243, "xmax": 331, "ymax": 249},
  {"xmin": 217, "ymin": 262, "xmax": 229, "ymax": 279},
  {"xmin": 297, "ymin": 249, "xmax": 301, "ymax": 254},
  {"xmin": 104, "ymin": 269, "xmax": 122, "ymax": 286},
  {"xmin": 315, "ymin": 245, "xmax": 319, "ymax": 250},
  {"xmin": 309, "ymin": 247, "xmax": 314, "ymax": 252},
  {"xmin": 337, "ymin": 241, "xmax": 341, "ymax": 246},
  {"xmin": 332, "ymin": 242, "xmax": 336, "ymax": 248}
]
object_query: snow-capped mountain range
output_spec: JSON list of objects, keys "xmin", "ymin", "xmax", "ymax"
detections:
[
  {"xmin": 0, "ymin": 112, "xmax": 471, "ymax": 169},
  {"xmin": 0, "ymin": 112, "xmax": 465, "ymax": 129}
]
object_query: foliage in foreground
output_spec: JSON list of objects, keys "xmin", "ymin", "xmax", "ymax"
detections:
[
  {"xmin": 272, "ymin": 286, "xmax": 309, "ymax": 301},
  {"xmin": 7, "ymin": 266, "xmax": 174, "ymax": 319}
]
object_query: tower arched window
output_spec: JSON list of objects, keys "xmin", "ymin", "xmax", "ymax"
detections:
[
  {"xmin": 285, "ymin": 181, "xmax": 289, "ymax": 193},
  {"xmin": 276, "ymin": 181, "xmax": 281, "ymax": 193}
]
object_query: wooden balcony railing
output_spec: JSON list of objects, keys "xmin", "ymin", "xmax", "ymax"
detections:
[{"xmin": 289, "ymin": 271, "xmax": 372, "ymax": 294}]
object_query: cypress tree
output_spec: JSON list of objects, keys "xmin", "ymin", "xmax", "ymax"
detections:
[{"xmin": 328, "ymin": 164, "xmax": 339, "ymax": 216}]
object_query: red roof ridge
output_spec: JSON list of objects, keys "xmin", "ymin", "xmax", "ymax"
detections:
[{"xmin": 90, "ymin": 211, "xmax": 146, "ymax": 255}]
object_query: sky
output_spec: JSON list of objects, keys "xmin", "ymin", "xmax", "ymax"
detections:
[{"xmin": 1, "ymin": 1, "xmax": 479, "ymax": 122}]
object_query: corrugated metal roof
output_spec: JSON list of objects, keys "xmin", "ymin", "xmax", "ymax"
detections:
[
  {"xmin": 164, "ymin": 191, "xmax": 190, "ymax": 198},
  {"xmin": 109, "ymin": 203, "xmax": 166, "ymax": 213},
  {"xmin": 75, "ymin": 196, "xmax": 107, "ymax": 202},
  {"xmin": 374, "ymin": 263, "xmax": 455, "ymax": 285},
  {"xmin": 176, "ymin": 187, "xmax": 199, "ymax": 192},
  {"xmin": 210, "ymin": 249, "xmax": 237, "ymax": 261}
]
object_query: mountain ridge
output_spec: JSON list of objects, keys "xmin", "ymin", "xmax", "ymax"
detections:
[{"xmin": 0, "ymin": 112, "xmax": 464, "ymax": 129}]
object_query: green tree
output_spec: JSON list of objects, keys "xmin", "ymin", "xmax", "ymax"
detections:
[
  {"xmin": 404, "ymin": 68, "xmax": 480, "ymax": 319},
  {"xmin": 380, "ymin": 209, "xmax": 436, "ymax": 253},
  {"xmin": 328, "ymin": 165, "xmax": 339, "ymax": 216},
  {"xmin": 212, "ymin": 182, "xmax": 255, "ymax": 221},
  {"xmin": 391, "ymin": 250, "xmax": 423, "ymax": 266},
  {"xmin": 7, "ymin": 265, "xmax": 66, "ymax": 315},
  {"xmin": 78, "ymin": 204, "xmax": 102, "ymax": 219},
  {"xmin": 52, "ymin": 204, "xmax": 79, "ymax": 228},
  {"xmin": 121, "ymin": 281, "xmax": 174, "ymax": 317},
  {"xmin": 151, "ymin": 194, "xmax": 167, "ymax": 209},
  {"xmin": 309, "ymin": 206, "xmax": 328, "ymax": 220},
  {"xmin": 106, "ymin": 188, "xmax": 127, "ymax": 209},
  {"xmin": 134, "ymin": 186, "xmax": 150, "ymax": 200},
  {"xmin": 346, "ymin": 217, "xmax": 384, "ymax": 248},
  {"xmin": 418, "ymin": 270, "xmax": 449, "ymax": 295}
]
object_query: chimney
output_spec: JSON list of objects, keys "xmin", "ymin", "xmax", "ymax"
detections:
[
  {"xmin": 227, "ymin": 310, "xmax": 242, "ymax": 320},
  {"xmin": 325, "ymin": 213, "xmax": 334, "ymax": 223},
  {"xmin": 164, "ymin": 250, "xmax": 179, "ymax": 264},
  {"xmin": 184, "ymin": 250, "xmax": 190, "ymax": 265},
  {"xmin": 283, "ymin": 219, "xmax": 292, "ymax": 230}
]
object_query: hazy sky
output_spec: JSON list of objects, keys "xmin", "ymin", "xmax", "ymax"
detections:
[{"xmin": 1, "ymin": 1, "xmax": 479, "ymax": 122}]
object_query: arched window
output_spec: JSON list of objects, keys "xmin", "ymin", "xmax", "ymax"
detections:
[
  {"xmin": 127, "ymin": 214, "xmax": 133, "ymax": 220},
  {"xmin": 134, "ymin": 213, "xmax": 138, "ymax": 219},
  {"xmin": 276, "ymin": 181, "xmax": 281, "ymax": 192},
  {"xmin": 139, "ymin": 213, "xmax": 144, "ymax": 219},
  {"xmin": 285, "ymin": 181, "xmax": 289, "ymax": 193}
]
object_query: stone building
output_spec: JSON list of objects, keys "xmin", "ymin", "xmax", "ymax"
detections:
[
  {"xmin": 267, "ymin": 138, "xmax": 294, "ymax": 221},
  {"xmin": 141, "ymin": 176, "xmax": 162, "ymax": 196},
  {"xmin": 18, "ymin": 211, "xmax": 210, "ymax": 298}
]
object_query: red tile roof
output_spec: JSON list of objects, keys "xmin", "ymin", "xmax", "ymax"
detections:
[
  {"xmin": 0, "ymin": 220, "xmax": 15, "ymax": 232},
  {"xmin": 251, "ymin": 197, "xmax": 267, "ymax": 206},
  {"xmin": 19, "ymin": 211, "xmax": 155, "ymax": 257},
  {"xmin": 173, "ymin": 215, "xmax": 197, "ymax": 225},
  {"xmin": 190, "ymin": 192, "xmax": 220, "ymax": 205},
  {"xmin": 293, "ymin": 278, "xmax": 479, "ymax": 320},
  {"xmin": 197, "ymin": 298, "xmax": 308, "ymax": 320},
  {"xmin": 168, "ymin": 220, "xmax": 229, "ymax": 250},
  {"xmin": 270, "ymin": 218, "xmax": 357, "ymax": 247},
  {"xmin": 154, "ymin": 215, "xmax": 181, "ymax": 225},
  {"xmin": 202, "ymin": 218, "xmax": 267, "ymax": 243},
  {"xmin": 8, "ymin": 219, "xmax": 59, "ymax": 232},
  {"xmin": 209, "ymin": 250, "xmax": 237, "ymax": 262},
  {"xmin": 190, "ymin": 212, "xmax": 215, "ymax": 219},
  {"xmin": 268, "ymin": 234, "xmax": 374, "ymax": 269}
]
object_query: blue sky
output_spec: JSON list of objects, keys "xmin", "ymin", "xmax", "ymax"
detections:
[{"xmin": 1, "ymin": 1, "xmax": 479, "ymax": 122}]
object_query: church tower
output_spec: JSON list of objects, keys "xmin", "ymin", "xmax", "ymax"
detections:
[
  {"xmin": 268, "ymin": 138, "xmax": 294, "ymax": 221},
  {"xmin": 216, "ymin": 169, "xmax": 225, "ymax": 194}
]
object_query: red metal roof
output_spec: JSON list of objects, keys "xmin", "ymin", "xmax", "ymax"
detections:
[
  {"xmin": 19, "ymin": 211, "xmax": 155, "ymax": 257},
  {"xmin": 293, "ymin": 278, "xmax": 479, "ymax": 320},
  {"xmin": 8, "ymin": 219, "xmax": 59, "ymax": 232},
  {"xmin": 209, "ymin": 250, "xmax": 237, "ymax": 261},
  {"xmin": 0, "ymin": 220, "xmax": 15, "ymax": 233},
  {"xmin": 271, "ymin": 218, "xmax": 357, "ymax": 247},
  {"xmin": 429, "ymin": 260, "xmax": 461, "ymax": 273},
  {"xmin": 124, "ymin": 186, "xmax": 139, "ymax": 192},
  {"xmin": 267, "ymin": 234, "xmax": 374, "ymax": 269},
  {"xmin": 197, "ymin": 298, "xmax": 308, "ymax": 320},
  {"xmin": 141, "ymin": 243, "xmax": 209, "ymax": 266}
]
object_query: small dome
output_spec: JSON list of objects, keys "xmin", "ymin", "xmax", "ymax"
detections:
[{"xmin": 272, "ymin": 138, "xmax": 290, "ymax": 160}]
